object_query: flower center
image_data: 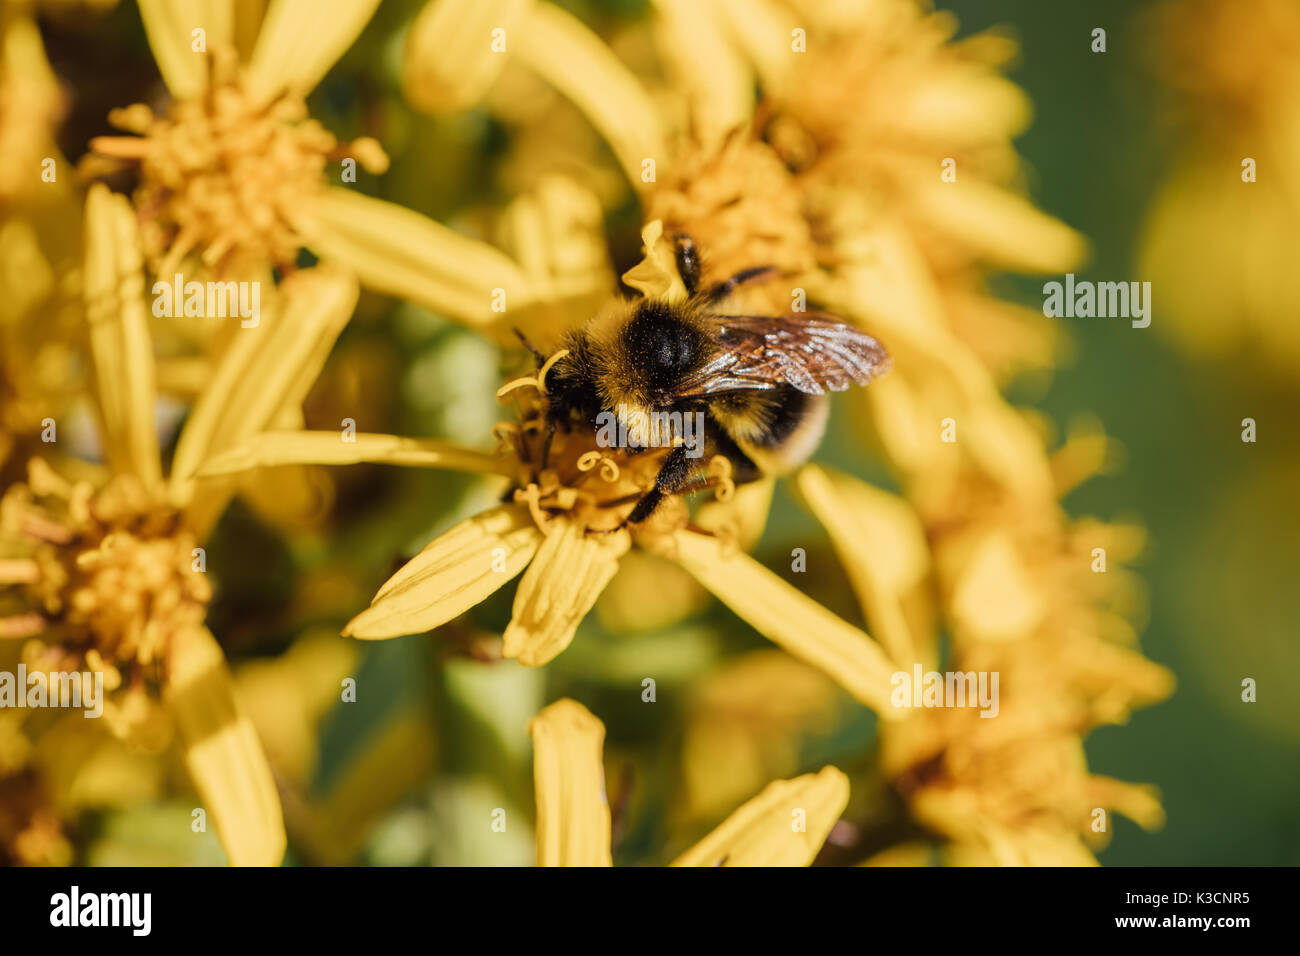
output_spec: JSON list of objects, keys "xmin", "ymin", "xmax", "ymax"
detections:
[
  {"xmin": 89, "ymin": 52, "xmax": 386, "ymax": 276},
  {"xmin": 494, "ymin": 361, "xmax": 734, "ymax": 537},
  {"xmin": 0, "ymin": 461, "xmax": 210, "ymax": 688},
  {"xmin": 646, "ymin": 134, "xmax": 816, "ymax": 306}
]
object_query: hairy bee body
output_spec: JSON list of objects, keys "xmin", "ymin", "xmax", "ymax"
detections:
[{"xmin": 536, "ymin": 241, "xmax": 889, "ymax": 524}]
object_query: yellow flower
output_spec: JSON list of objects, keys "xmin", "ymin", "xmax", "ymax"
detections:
[
  {"xmin": 529, "ymin": 698, "xmax": 849, "ymax": 866},
  {"xmin": 88, "ymin": 0, "xmax": 385, "ymax": 277},
  {"xmin": 795, "ymin": 462, "xmax": 1174, "ymax": 865},
  {"xmin": 406, "ymin": 0, "xmax": 1071, "ymax": 549},
  {"xmin": 489, "ymin": 1, "xmax": 1070, "ymax": 534},
  {"xmin": 83, "ymin": 0, "xmax": 551, "ymax": 333},
  {"xmin": 645, "ymin": 130, "xmax": 817, "ymax": 314},
  {"xmin": 617, "ymin": 5, "xmax": 1173, "ymax": 866},
  {"xmin": 0, "ymin": 184, "xmax": 362, "ymax": 865},
  {"xmin": 196, "ymin": 223, "xmax": 903, "ymax": 716},
  {"xmin": 649, "ymin": 11, "xmax": 1075, "ymax": 518},
  {"xmin": 392, "ymin": 0, "xmax": 1175, "ymax": 867},
  {"xmin": 403, "ymin": 0, "xmax": 665, "ymax": 193}
]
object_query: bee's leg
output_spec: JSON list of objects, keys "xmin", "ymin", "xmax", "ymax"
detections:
[
  {"xmin": 540, "ymin": 419, "xmax": 557, "ymax": 469},
  {"xmin": 703, "ymin": 266, "xmax": 777, "ymax": 304},
  {"xmin": 673, "ymin": 233, "xmax": 702, "ymax": 297},
  {"xmin": 626, "ymin": 445, "xmax": 693, "ymax": 525}
]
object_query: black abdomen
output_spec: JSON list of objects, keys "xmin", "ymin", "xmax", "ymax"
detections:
[{"xmin": 750, "ymin": 387, "xmax": 812, "ymax": 447}]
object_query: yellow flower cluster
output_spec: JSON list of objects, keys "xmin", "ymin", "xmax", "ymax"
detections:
[{"xmin": 0, "ymin": 0, "xmax": 1175, "ymax": 867}]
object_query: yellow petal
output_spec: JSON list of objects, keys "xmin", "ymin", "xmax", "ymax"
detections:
[
  {"xmin": 944, "ymin": 827, "xmax": 1099, "ymax": 867},
  {"xmin": 244, "ymin": 0, "xmax": 381, "ymax": 103},
  {"xmin": 512, "ymin": 2, "xmax": 666, "ymax": 190},
  {"xmin": 497, "ymin": 175, "xmax": 610, "ymax": 295},
  {"xmin": 946, "ymin": 530, "xmax": 1044, "ymax": 643},
  {"xmin": 666, "ymin": 529, "xmax": 901, "ymax": 716},
  {"xmin": 704, "ymin": 0, "xmax": 797, "ymax": 95},
  {"xmin": 503, "ymin": 517, "xmax": 629, "ymax": 666},
  {"xmin": 900, "ymin": 69, "xmax": 1031, "ymax": 144},
  {"xmin": 528, "ymin": 698, "xmax": 612, "ymax": 867},
  {"xmin": 693, "ymin": 476, "xmax": 774, "ymax": 553},
  {"xmin": 344, "ymin": 504, "xmax": 543, "ymax": 639},
  {"xmin": 233, "ymin": 0, "xmax": 267, "ymax": 61},
  {"xmin": 794, "ymin": 465, "xmax": 928, "ymax": 666},
  {"xmin": 1088, "ymin": 776, "xmax": 1165, "ymax": 831},
  {"xmin": 671, "ymin": 766, "xmax": 848, "ymax": 866},
  {"xmin": 138, "ymin": 0, "xmax": 232, "ymax": 99},
  {"xmin": 495, "ymin": 174, "xmax": 614, "ymax": 344},
  {"xmin": 197, "ymin": 430, "xmax": 510, "ymax": 478},
  {"xmin": 83, "ymin": 184, "xmax": 162, "ymax": 489},
  {"xmin": 229, "ymin": 403, "xmax": 324, "ymax": 531},
  {"xmin": 170, "ymin": 266, "xmax": 359, "ymax": 504},
  {"xmin": 297, "ymin": 189, "xmax": 536, "ymax": 329},
  {"xmin": 402, "ymin": 0, "xmax": 535, "ymax": 114},
  {"xmin": 1050, "ymin": 418, "xmax": 1115, "ymax": 496},
  {"xmin": 913, "ymin": 177, "xmax": 1088, "ymax": 274},
  {"xmin": 651, "ymin": 0, "xmax": 754, "ymax": 141},
  {"xmin": 964, "ymin": 401, "xmax": 1060, "ymax": 504},
  {"xmin": 621, "ymin": 220, "xmax": 688, "ymax": 301},
  {"xmin": 154, "ymin": 355, "xmax": 214, "ymax": 399},
  {"xmin": 164, "ymin": 626, "xmax": 285, "ymax": 866}
]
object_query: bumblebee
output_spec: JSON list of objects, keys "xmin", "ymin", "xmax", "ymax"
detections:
[{"xmin": 529, "ymin": 235, "xmax": 890, "ymax": 524}]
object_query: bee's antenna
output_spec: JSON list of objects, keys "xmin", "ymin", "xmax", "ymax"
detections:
[{"xmin": 512, "ymin": 327, "xmax": 546, "ymax": 366}]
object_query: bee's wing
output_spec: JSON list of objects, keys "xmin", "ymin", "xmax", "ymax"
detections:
[{"xmin": 677, "ymin": 313, "xmax": 891, "ymax": 397}]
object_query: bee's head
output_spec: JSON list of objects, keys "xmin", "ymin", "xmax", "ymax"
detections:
[
  {"xmin": 540, "ymin": 335, "xmax": 601, "ymax": 428},
  {"xmin": 616, "ymin": 300, "xmax": 708, "ymax": 408}
]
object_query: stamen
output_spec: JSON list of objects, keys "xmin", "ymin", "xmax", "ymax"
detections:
[
  {"xmin": 27, "ymin": 458, "xmax": 73, "ymax": 498},
  {"xmin": 496, "ymin": 348, "xmax": 570, "ymax": 403},
  {"xmin": 513, "ymin": 483, "xmax": 552, "ymax": 534},
  {"xmin": 0, "ymin": 558, "xmax": 40, "ymax": 584},
  {"xmin": 576, "ymin": 451, "xmax": 621, "ymax": 482},
  {"xmin": 707, "ymin": 455, "xmax": 736, "ymax": 501},
  {"xmin": 20, "ymin": 512, "xmax": 73, "ymax": 545},
  {"xmin": 496, "ymin": 375, "xmax": 542, "ymax": 401},
  {"xmin": 87, "ymin": 135, "xmax": 151, "ymax": 158},
  {"xmin": 536, "ymin": 349, "xmax": 570, "ymax": 394},
  {"xmin": 0, "ymin": 613, "xmax": 45, "ymax": 639},
  {"xmin": 492, "ymin": 421, "xmax": 521, "ymax": 455}
]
